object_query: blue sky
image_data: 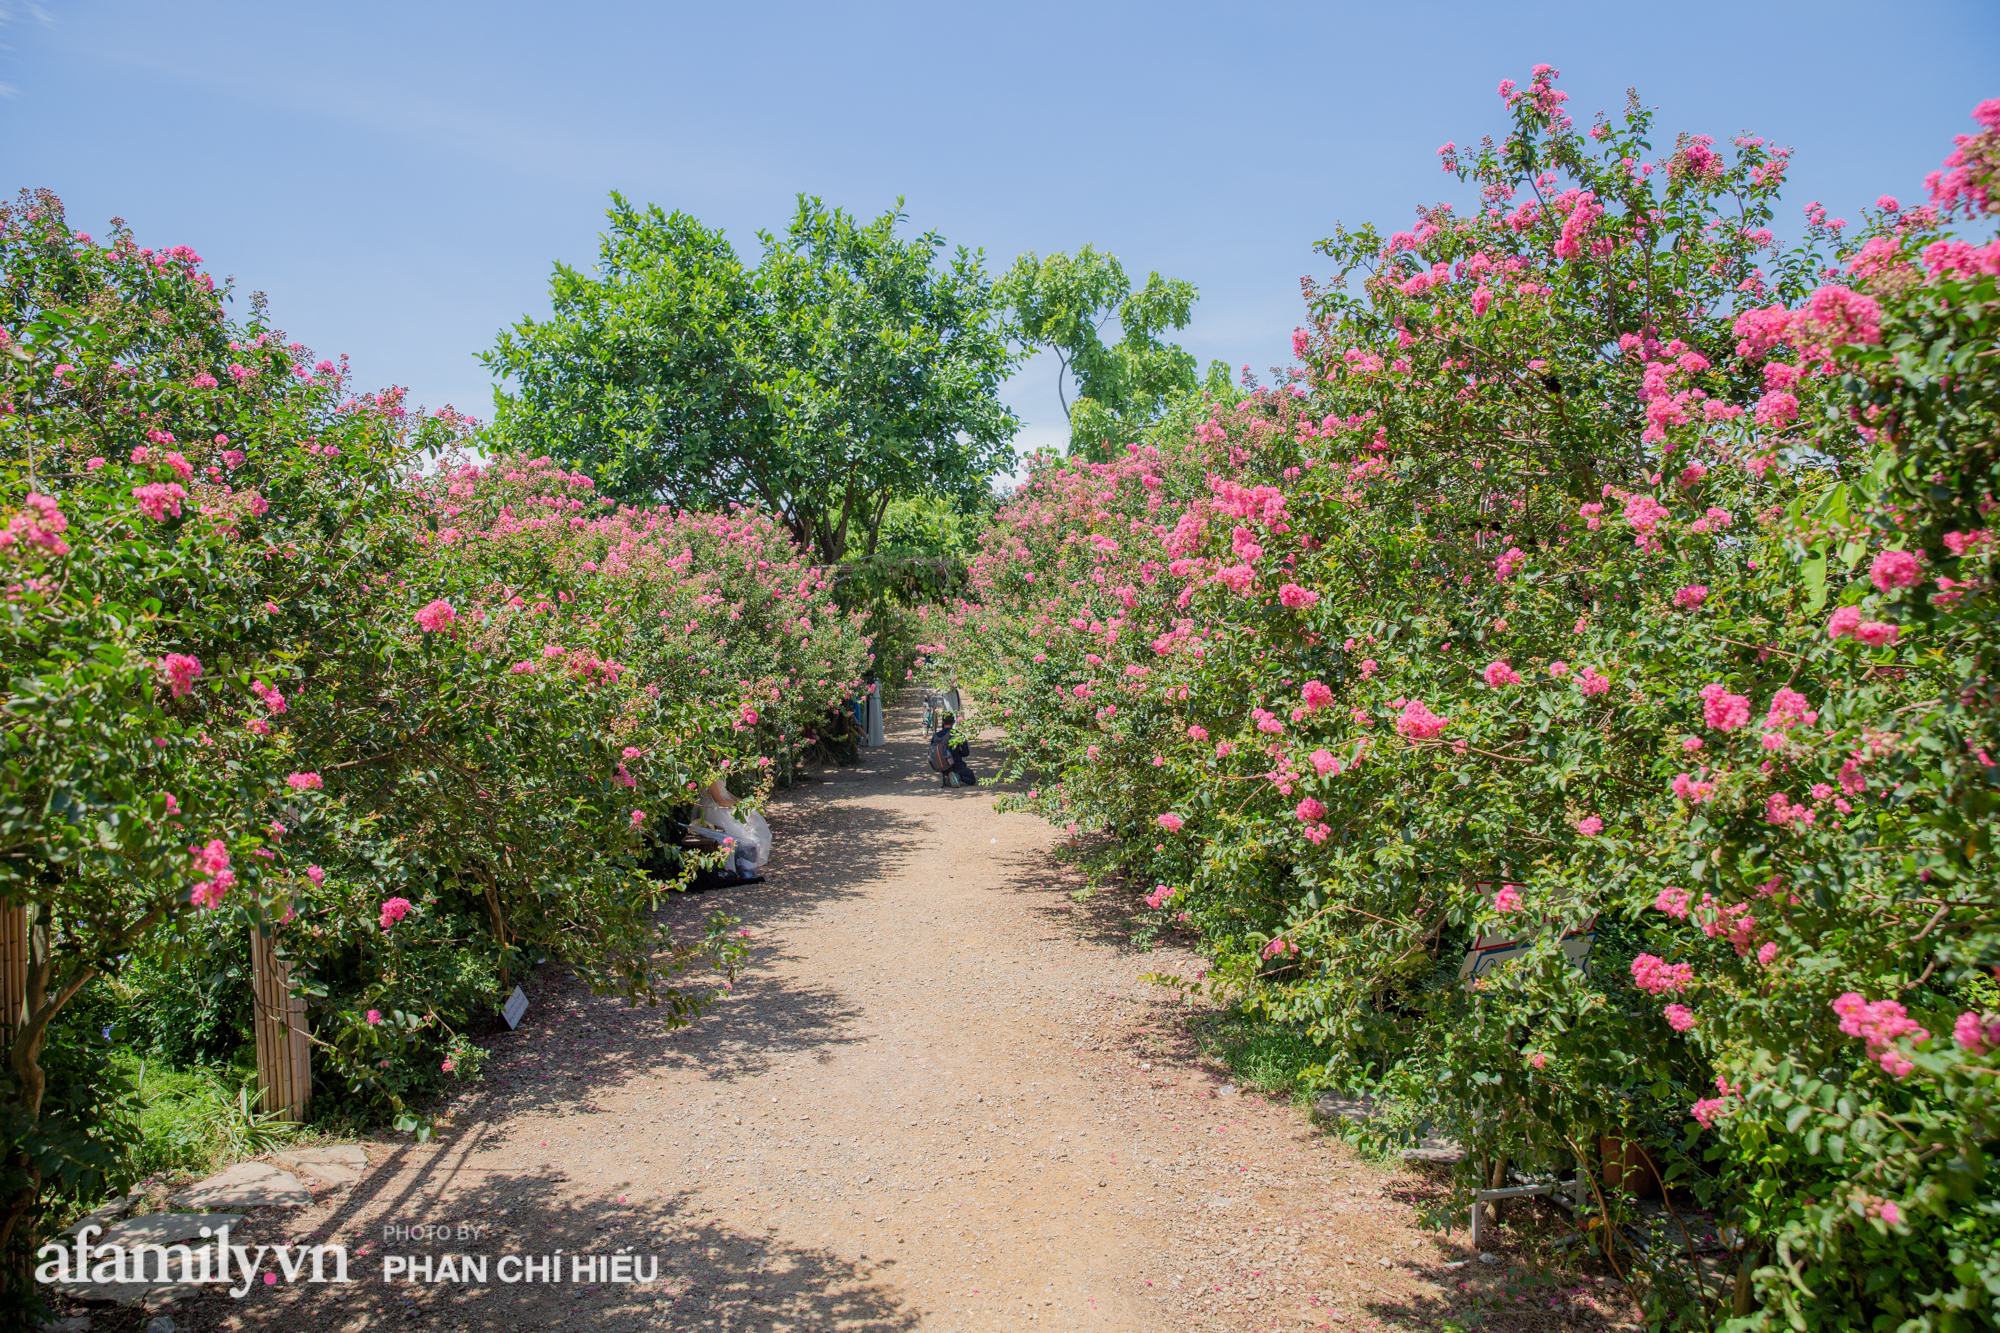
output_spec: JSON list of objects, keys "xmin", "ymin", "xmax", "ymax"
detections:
[{"xmin": 6, "ymin": 0, "xmax": 1996, "ymax": 460}]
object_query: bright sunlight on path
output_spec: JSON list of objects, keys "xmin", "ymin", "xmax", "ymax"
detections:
[{"xmin": 199, "ymin": 705, "xmax": 1637, "ymax": 1333}]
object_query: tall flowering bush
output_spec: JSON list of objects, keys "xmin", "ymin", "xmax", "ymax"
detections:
[
  {"xmin": 924, "ymin": 82, "xmax": 2000, "ymax": 1329},
  {"xmin": 0, "ymin": 187, "xmax": 872, "ymax": 1301}
]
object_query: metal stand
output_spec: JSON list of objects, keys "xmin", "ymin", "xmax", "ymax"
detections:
[{"xmin": 1470, "ymin": 1169, "xmax": 1588, "ymax": 1247}]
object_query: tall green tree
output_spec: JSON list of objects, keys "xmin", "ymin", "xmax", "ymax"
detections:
[
  {"xmin": 999, "ymin": 245, "xmax": 1220, "ymax": 460},
  {"xmin": 484, "ymin": 195, "xmax": 1019, "ymax": 565}
]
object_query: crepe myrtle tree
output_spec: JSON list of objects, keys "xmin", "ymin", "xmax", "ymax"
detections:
[{"xmin": 918, "ymin": 77, "xmax": 2000, "ymax": 1331}]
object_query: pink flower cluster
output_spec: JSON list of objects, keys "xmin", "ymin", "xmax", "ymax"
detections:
[
  {"xmin": 159, "ymin": 653, "xmax": 203, "ymax": 698},
  {"xmin": 1156, "ymin": 812, "xmax": 1184, "ymax": 832},
  {"xmin": 378, "ymin": 896, "xmax": 413, "ymax": 931},
  {"xmin": 1699, "ymin": 682, "xmax": 1751, "ymax": 731},
  {"xmin": 1953, "ymin": 1011, "xmax": 2000, "ymax": 1055},
  {"xmin": 1482, "ymin": 659, "xmax": 1521, "ymax": 688},
  {"xmin": 1826, "ymin": 605, "xmax": 1900, "ymax": 646},
  {"xmin": 1869, "ymin": 549, "xmax": 1923, "ymax": 592},
  {"xmin": 1394, "ymin": 699, "xmax": 1447, "ymax": 740},
  {"xmin": 1832, "ymin": 992, "xmax": 1930, "ymax": 1078},
  {"xmin": 250, "ymin": 679, "xmax": 287, "ymax": 714},
  {"xmin": 188, "ymin": 839, "xmax": 234, "ymax": 909},
  {"xmin": 1300, "ymin": 680, "xmax": 1334, "ymax": 711},
  {"xmin": 414, "ymin": 598, "xmax": 458, "ymax": 632},
  {"xmin": 1631, "ymin": 953, "xmax": 1694, "ymax": 994},
  {"xmin": 1672, "ymin": 585, "xmax": 1709, "ymax": 610},
  {"xmin": 1278, "ymin": 583, "xmax": 1319, "ymax": 609},
  {"xmin": 286, "ymin": 771, "xmax": 324, "ymax": 790},
  {"xmin": 133, "ymin": 482, "xmax": 187, "ymax": 521},
  {"xmin": 0, "ymin": 494, "xmax": 70, "ymax": 557}
]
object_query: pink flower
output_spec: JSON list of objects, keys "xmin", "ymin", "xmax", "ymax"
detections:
[
  {"xmin": 1690, "ymin": 1097, "xmax": 1729, "ymax": 1128},
  {"xmin": 1145, "ymin": 883, "xmax": 1177, "ymax": 909},
  {"xmin": 187, "ymin": 839, "xmax": 234, "ymax": 909},
  {"xmin": 1754, "ymin": 389, "xmax": 1799, "ymax": 428},
  {"xmin": 1529, "ymin": 1053, "xmax": 1548, "ymax": 1070},
  {"xmin": 0, "ymin": 493, "xmax": 71, "ymax": 557},
  {"xmin": 441, "ymin": 1059, "xmax": 457, "ymax": 1073},
  {"xmin": 1394, "ymin": 699, "xmax": 1448, "ymax": 740},
  {"xmin": 1881, "ymin": 1202, "xmax": 1903, "ymax": 1227},
  {"xmin": 1654, "ymin": 887, "xmax": 1691, "ymax": 918},
  {"xmin": 1575, "ymin": 815, "xmax": 1603, "ymax": 836},
  {"xmin": 1309, "ymin": 748, "xmax": 1339, "ymax": 777},
  {"xmin": 1482, "ymin": 659, "xmax": 1521, "ymax": 688},
  {"xmin": 1664, "ymin": 1004, "xmax": 1697, "ymax": 1032},
  {"xmin": 1156, "ymin": 813, "xmax": 1184, "ymax": 832},
  {"xmin": 286, "ymin": 771, "xmax": 324, "ymax": 790},
  {"xmin": 158, "ymin": 653, "xmax": 203, "ymax": 698},
  {"xmin": 250, "ymin": 679, "xmax": 287, "ymax": 714},
  {"xmin": 1825, "ymin": 605, "xmax": 1863, "ymax": 640},
  {"xmin": 621, "ymin": 746, "xmax": 642, "ymax": 761},
  {"xmin": 1673, "ymin": 772, "xmax": 1716, "ymax": 803},
  {"xmin": 414, "ymin": 598, "xmax": 457, "ymax": 632},
  {"xmin": 1764, "ymin": 689, "xmax": 1812, "ymax": 732},
  {"xmin": 378, "ymin": 897, "xmax": 413, "ymax": 930},
  {"xmin": 1294, "ymin": 797, "xmax": 1326, "ymax": 823},
  {"xmin": 630, "ymin": 809, "xmax": 647, "ymax": 828},
  {"xmin": 1187, "ymin": 725, "xmax": 1208, "ymax": 742},
  {"xmin": 1699, "ymin": 683, "xmax": 1751, "ymax": 731},
  {"xmin": 1832, "ymin": 992, "xmax": 1930, "ymax": 1077},
  {"xmin": 1757, "ymin": 943, "xmax": 1779, "ymax": 966},
  {"xmin": 1493, "ymin": 886, "xmax": 1524, "ymax": 914},
  {"xmin": 132, "ymin": 481, "xmax": 187, "ymax": 521},
  {"xmin": 1795, "ymin": 284, "xmax": 1882, "ymax": 355},
  {"xmin": 365, "ymin": 1009, "xmax": 382, "ymax": 1025},
  {"xmin": 1493, "ymin": 547, "xmax": 1527, "ymax": 581},
  {"xmin": 1578, "ymin": 667, "xmax": 1611, "ymax": 697},
  {"xmin": 1954, "ymin": 1011, "xmax": 2000, "ymax": 1055},
  {"xmin": 1869, "ymin": 548, "xmax": 1923, "ymax": 592},
  {"xmin": 305, "ymin": 865, "xmax": 325, "ymax": 887},
  {"xmin": 1301, "ymin": 680, "xmax": 1334, "ymax": 711},
  {"xmin": 1673, "ymin": 585, "xmax": 1709, "ymax": 610},
  {"xmin": 1631, "ymin": 953, "xmax": 1694, "ymax": 994},
  {"xmin": 1278, "ymin": 583, "xmax": 1319, "ymax": 609},
  {"xmin": 1855, "ymin": 620, "xmax": 1901, "ymax": 647}
]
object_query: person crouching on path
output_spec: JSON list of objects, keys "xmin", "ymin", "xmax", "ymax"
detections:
[{"xmin": 929, "ymin": 712, "xmax": 978, "ymax": 787}]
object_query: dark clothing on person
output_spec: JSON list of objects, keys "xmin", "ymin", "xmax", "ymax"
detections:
[{"xmin": 930, "ymin": 721, "xmax": 978, "ymax": 786}]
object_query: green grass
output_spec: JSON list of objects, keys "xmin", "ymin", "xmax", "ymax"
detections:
[
  {"xmin": 1188, "ymin": 1007, "xmax": 1328, "ymax": 1108},
  {"xmin": 122, "ymin": 1056, "xmax": 303, "ymax": 1180}
]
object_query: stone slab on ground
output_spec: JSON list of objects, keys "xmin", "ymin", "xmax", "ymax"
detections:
[
  {"xmin": 170, "ymin": 1161, "xmax": 309, "ymax": 1210},
  {"xmin": 270, "ymin": 1145, "xmax": 370, "ymax": 1186},
  {"xmin": 98, "ymin": 1212, "xmax": 244, "ymax": 1248},
  {"xmin": 50, "ymin": 1276, "xmax": 204, "ymax": 1310}
]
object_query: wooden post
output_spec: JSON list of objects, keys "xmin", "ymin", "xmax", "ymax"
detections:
[
  {"xmin": 250, "ymin": 929, "xmax": 311, "ymax": 1121},
  {"xmin": 0, "ymin": 901, "xmax": 26, "ymax": 1052}
]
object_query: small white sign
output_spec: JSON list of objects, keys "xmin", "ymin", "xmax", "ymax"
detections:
[{"xmin": 501, "ymin": 986, "xmax": 529, "ymax": 1030}]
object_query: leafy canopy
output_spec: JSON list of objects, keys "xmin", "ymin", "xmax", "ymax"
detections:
[
  {"xmin": 484, "ymin": 195, "xmax": 1020, "ymax": 564},
  {"xmin": 999, "ymin": 244, "xmax": 1219, "ymax": 461}
]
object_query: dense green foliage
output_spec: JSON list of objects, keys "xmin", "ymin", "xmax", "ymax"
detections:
[
  {"xmin": 1000, "ymin": 245, "xmax": 1222, "ymax": 461},
  {"xmin": 485, "ymin": 195, "xmax": 1020, "ymax": 563},
  {"xmin": 0, "ymin": 186, "xmax": 876, "ymax": 1308},
  {"xmin": 924, "ymin": 77, "xmax": 2000, "ymax": 1330}
]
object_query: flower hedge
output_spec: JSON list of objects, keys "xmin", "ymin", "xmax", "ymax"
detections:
[
  {"xmin": 923, "ymin": 78, "xmax": 2000, "ymax": 1330},
  {"xmin": 0, "ymin": 188, "xmax": 874, "ymax": 1290}
]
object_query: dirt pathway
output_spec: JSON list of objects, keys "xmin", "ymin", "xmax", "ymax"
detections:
[{"xmin": 182, "ymin": 705, "xmax": 1634, "ymax": 1333}]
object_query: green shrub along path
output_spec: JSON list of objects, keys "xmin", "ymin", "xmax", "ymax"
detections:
[{"xmin": 162, "ymin": 703, "xmax": 1641, "ymax": 1333}]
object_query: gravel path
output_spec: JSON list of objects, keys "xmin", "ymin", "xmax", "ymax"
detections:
[{"xmin": 177, "ymin": 705, "xmax": 1636, "ymax": 1333}]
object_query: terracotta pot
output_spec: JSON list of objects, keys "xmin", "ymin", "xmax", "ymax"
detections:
[{"xmin": 1599, "ymin": 1136, "xmax": 1662, "ymax": 1196}]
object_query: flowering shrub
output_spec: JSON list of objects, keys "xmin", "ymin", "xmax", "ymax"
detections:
[
  {"xmin": 923, "ymin": 82, "xmax": 2000, "ymax": 1330},
  {"xmin": 0, "ymin": 188, "xmax": 872, "ymax": 1291}
]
